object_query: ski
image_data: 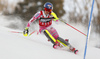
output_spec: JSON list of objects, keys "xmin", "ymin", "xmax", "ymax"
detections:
[{"xmin": 56, "ymin": 37, "xmax": 78, "ymax": 54}]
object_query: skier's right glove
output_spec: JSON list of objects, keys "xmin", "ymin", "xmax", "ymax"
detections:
[{"xmin": 23, "ymin": 27, "xmax": 29, "ymax": 36}]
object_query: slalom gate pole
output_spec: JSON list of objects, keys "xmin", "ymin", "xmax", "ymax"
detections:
[
  {"xmin": 60, "ymin": 19, "xmax": 87, "ymax": 36},
  {"xmin": 83, "ymin": 0, "xmax": 95, "ymax": 59}
]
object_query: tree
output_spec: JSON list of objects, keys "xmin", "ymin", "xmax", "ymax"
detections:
[{"xmin": 14, "ymin": 0, "xmax": 65, "ymax": 21}]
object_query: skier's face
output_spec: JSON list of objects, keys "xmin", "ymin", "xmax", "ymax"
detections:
[
  {"xmin": 45, "ymin": 11, "xmax": 50, "ymax": 15},
  {"xmin": 44, "ymin": 8, "xmax": 52, "ymax": 15}
]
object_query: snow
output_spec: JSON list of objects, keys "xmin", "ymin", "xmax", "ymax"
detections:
[
  {"xmin": 0, "ymin": 0, "xmax": 100, "ymax": 59},
  {"xmin": 0, "ymin": 20, "xmax": 100, "ymax": 59}
]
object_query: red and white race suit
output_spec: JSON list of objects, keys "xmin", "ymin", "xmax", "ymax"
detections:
[{"xmin": 27, "ymin": 11, "xmax": 59, "ymax": 39}]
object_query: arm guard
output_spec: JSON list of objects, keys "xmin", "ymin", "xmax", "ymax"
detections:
[{"xmin": 51, "ymin": 12, "xmax": 59, "ymax": 21}]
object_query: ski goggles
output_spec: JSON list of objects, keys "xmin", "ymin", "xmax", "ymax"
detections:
[{"xmin": 44, "ymin": 8, "xmax": 52, "ymax": 12}]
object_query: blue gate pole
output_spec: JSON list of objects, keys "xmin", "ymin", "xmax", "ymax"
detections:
[{"xmin": 83, "ymin": 0, "xmax": 95, "ymax": 59}]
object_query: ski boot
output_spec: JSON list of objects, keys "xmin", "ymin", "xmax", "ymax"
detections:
[{"xmin": 53, "ymin": 41, "xmax": 62, "ymax": 49}]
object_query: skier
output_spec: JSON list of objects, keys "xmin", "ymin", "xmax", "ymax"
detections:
[{"xmin": 23, "ymin": 2, "xmax": 78, "ymax": 54}]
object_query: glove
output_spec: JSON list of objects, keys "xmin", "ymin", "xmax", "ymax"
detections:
[{"xmin": 23, "ymin": 27, "xmax": 29, "ymax": 36}]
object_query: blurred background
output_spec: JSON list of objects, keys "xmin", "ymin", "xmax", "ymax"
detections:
[{"xmin": 0, "ymin": 0, "xmax": 100, "ymax": 48}]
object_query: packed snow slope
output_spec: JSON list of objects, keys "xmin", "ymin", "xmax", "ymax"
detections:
[{"xmin": 0, "ymin": 21, "xmax": 100, "ymax": 59}]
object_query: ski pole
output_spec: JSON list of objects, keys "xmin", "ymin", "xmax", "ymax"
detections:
[
  {"xmin": 10, "ymin": 30, "xmax": 39, "ymax": 36},
  {"xmin": 10, "ymin": 31, "xmax": 22, "ymax": 33},
  {"xmin": 60, "ymin": 19, "xmax": 87, "ymax": 36},
  {"xmin": 29, "ymin": 30, "xmax": 39, "ymax": 36}
]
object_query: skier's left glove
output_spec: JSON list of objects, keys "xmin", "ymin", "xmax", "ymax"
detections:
[{"xmin": 23, "ymin": 27, "xmax": 29, "ymax": 36}]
